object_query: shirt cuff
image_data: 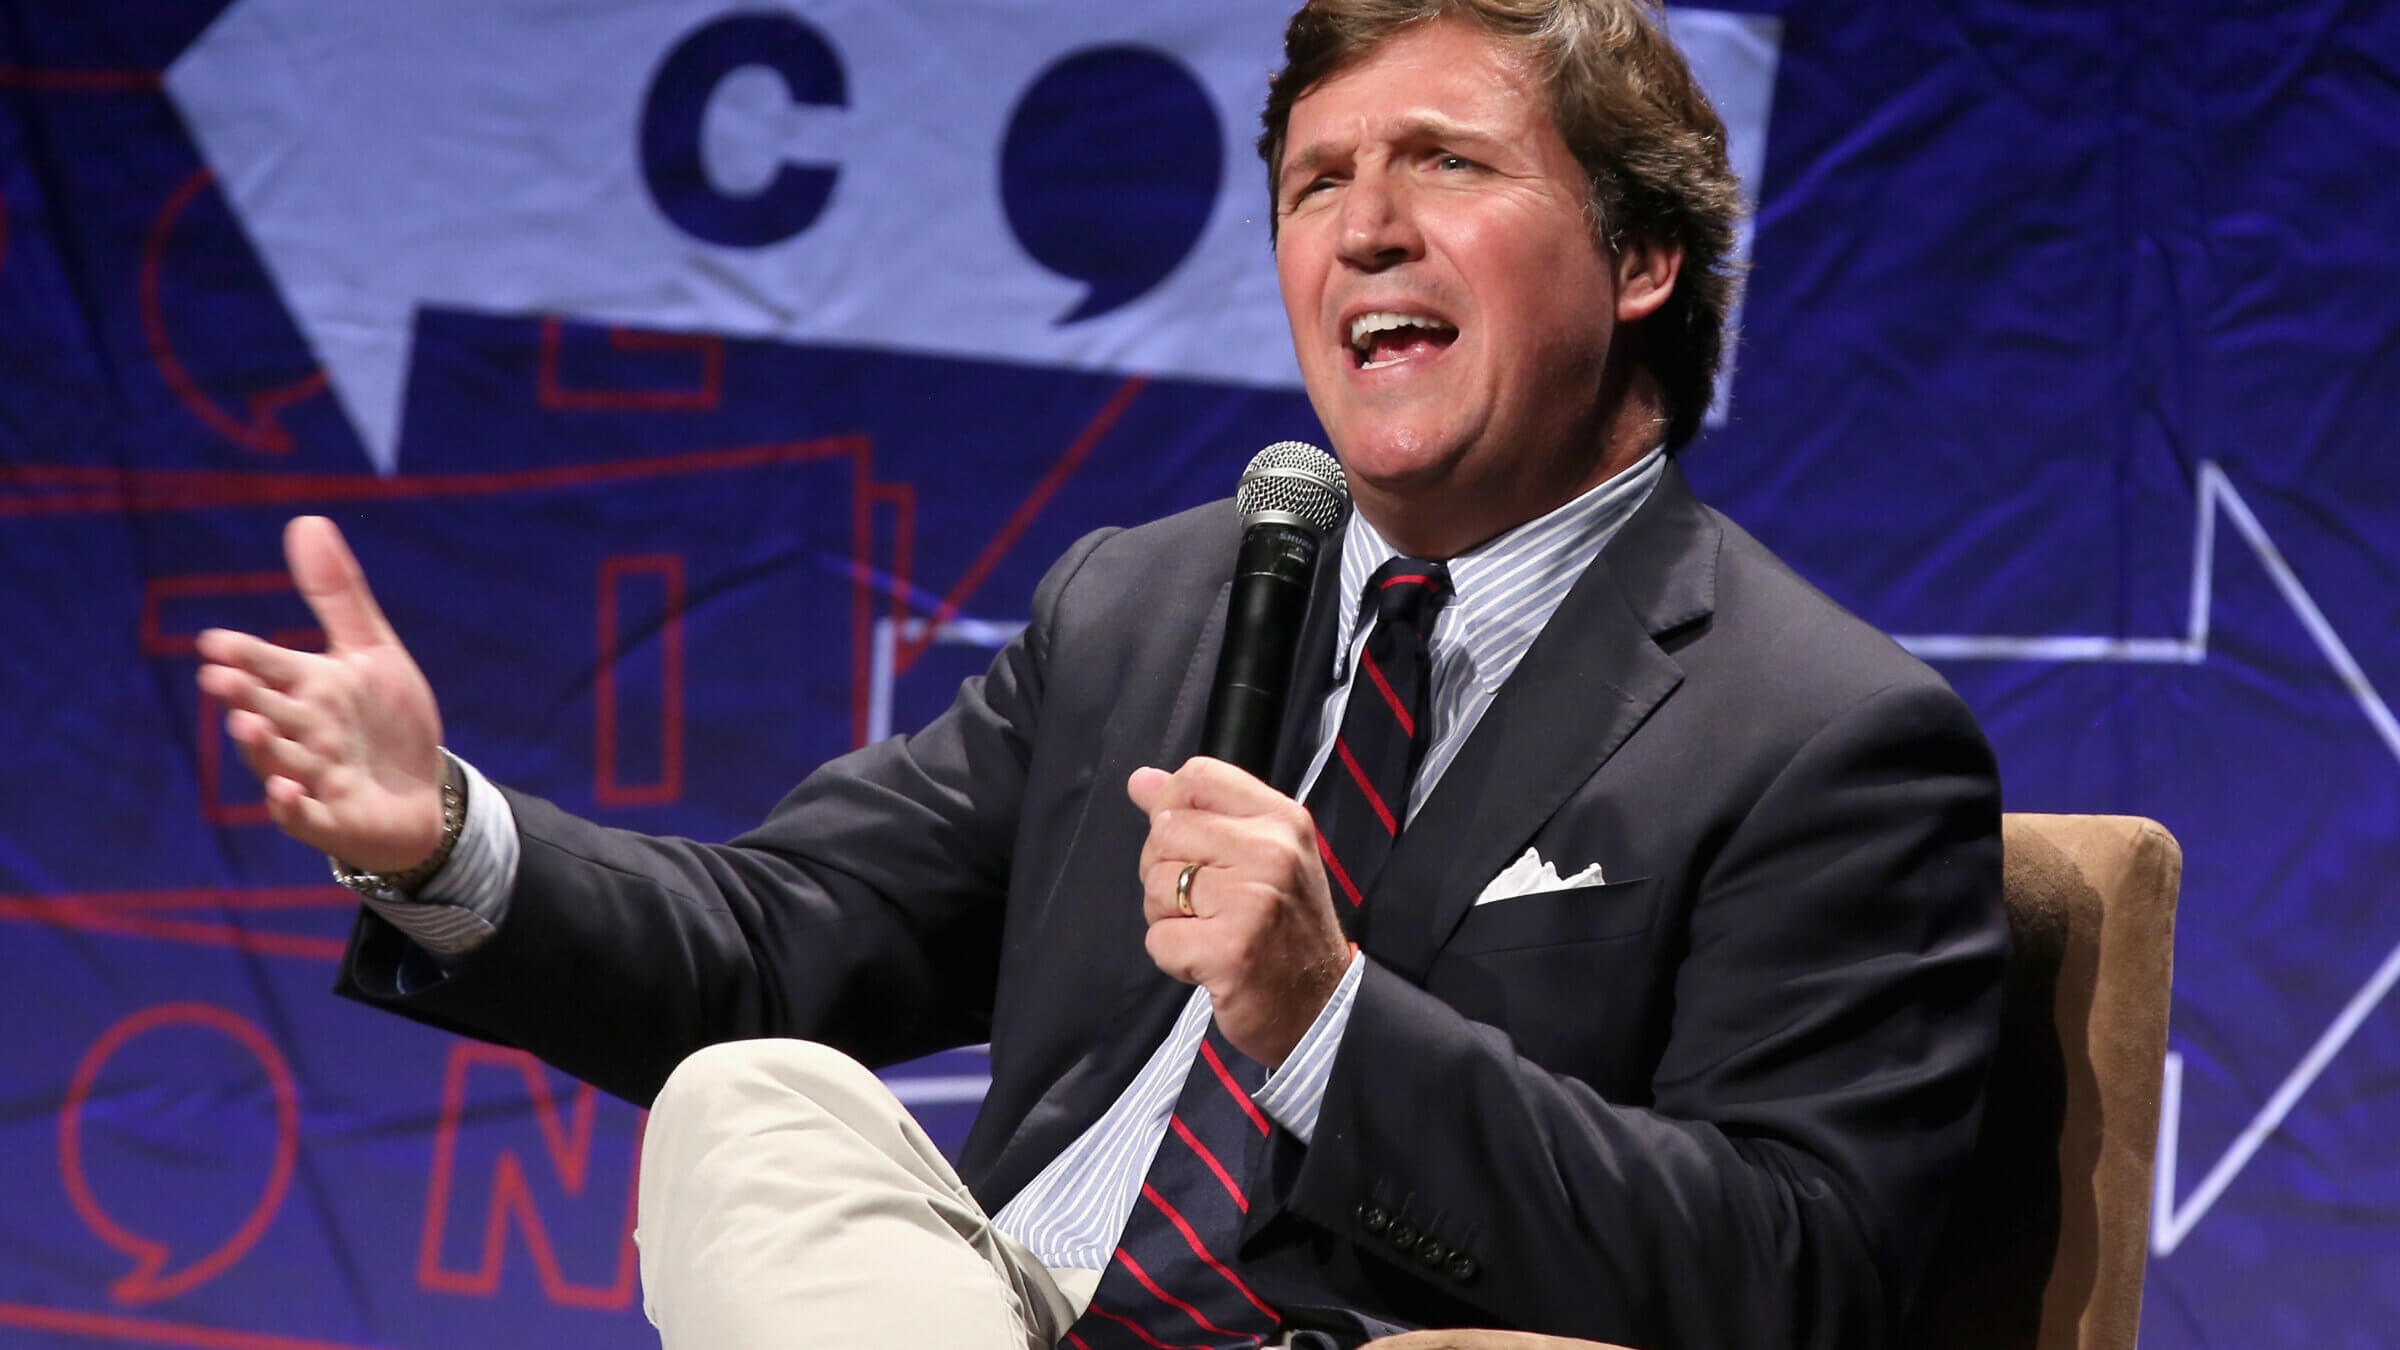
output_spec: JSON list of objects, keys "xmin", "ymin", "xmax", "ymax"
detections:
[
  {"xmin": 351, "ymin": 752, "xmax": 519, "ymax": 958},
  {"xmin": 1253, "ymin": 949, "xmax": 1366, "ymax": 1144}
]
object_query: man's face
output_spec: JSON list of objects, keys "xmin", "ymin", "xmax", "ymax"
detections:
[{"xmin": 1274, "ymin": 18, "xmax": 1670, "ymax": 556}]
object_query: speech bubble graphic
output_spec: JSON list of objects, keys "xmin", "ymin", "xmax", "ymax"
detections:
[
  {"xmin": 1003, "ymin": 46, "xmax": 1222, "ymax": 323},
  {"xmin": 57, "ymin": 1002, "xmax": 300, "ymax": 1305},
  {"xmin": 166, "ymin": 1, "xmax": 1776, "ymax": 471}
]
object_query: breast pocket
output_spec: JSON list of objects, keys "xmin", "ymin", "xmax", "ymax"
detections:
[
  {"xmin": 1428, "ymin": 876, "xmax": 1669, "ymax": 1092},
  {"xmin": 1444, "ymin": 876, "xmax": 1660, "ymax": 955}
]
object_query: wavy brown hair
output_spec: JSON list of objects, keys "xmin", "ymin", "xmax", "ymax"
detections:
[{"xmin": 1260, "ymin": 0, "xmax": 1744, "ymax": 449}]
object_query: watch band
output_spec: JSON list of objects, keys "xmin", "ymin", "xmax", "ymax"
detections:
[{"xmin": 329, "ymin": 751, "xmax": 465, "ymax": 897}]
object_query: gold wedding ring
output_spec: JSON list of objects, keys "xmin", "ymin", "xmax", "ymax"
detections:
[{"xmin": 1174, "ymin": 862, "xmax": 1201, "ymax": 917}]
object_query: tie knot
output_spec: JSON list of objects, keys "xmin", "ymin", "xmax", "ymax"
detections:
[{"xmin": 1366, "ymin": 556, "xmax": 1453, "ymax": 638}]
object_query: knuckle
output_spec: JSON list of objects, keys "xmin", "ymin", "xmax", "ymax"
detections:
[{"xmin": 1143, "ymin": 924, "xmax": 1184, "ymax": 973}]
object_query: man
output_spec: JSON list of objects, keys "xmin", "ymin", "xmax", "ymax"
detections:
[{"xmin": 196, "ymin": 2, "xmax": 2007, "ymax": 1347}]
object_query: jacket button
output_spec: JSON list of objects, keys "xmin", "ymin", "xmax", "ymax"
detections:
[
  {"xmin": 1415, "ymin": 1236, "xmax": 1448, "ymax": 1268},
  {"xmin": 1386, "ymin": 1219, "xmax": 1417, "ymax": 1249},
  {"xmin": 1357, "ymin": 1203, "xmax": 1390, "ymax": 1236},
  {"xmin": 1447, "ymin": 1251, "xmax": 1478, "ymax": 1283}
]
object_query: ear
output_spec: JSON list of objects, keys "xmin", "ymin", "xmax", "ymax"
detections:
[{"xmin": 1613, "ymin": 239, "xmax": 1683, "ymax": 323}]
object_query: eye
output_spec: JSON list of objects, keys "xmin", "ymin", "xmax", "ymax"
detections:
[
  {"xmin": 1282, "ymin": 174, "xmax": 1338, "ymax": 210},
  {"xmin": 1433, "ymin": 152, "xmax": 1479, "ymax": 173}
]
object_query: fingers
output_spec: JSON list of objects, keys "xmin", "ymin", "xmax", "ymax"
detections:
[
  {"xmin": 200, "ymin": 662, "xmax": 322, "ymax": 740},
  {"xmin": 226, "ymin": 706, "xmax": 330, "ymax": 787},
  {"xmin": 261, "ymin": 775, "xmax": 344, "ymax": 852},
  {"xmin": 196, "ymin": 627, "xmax": 315, "ymax": 689},
  {"xmin": 1130, "ymin": 758, "xmax": 1319, "ymax": 919},
  {"xmin": 1126, "ymin": 757, "xmax": 1285, "ymax": 819},
  {"xmin": 1144, "ymin": 919, "xmax": 1203, "ymax": 986},
  {"xmin": 285, "ymin": 515, "xmax": 397, "ymax": 653},
  {"xmin": 200, "ymin": 635, "xmax": 346, "ymax": 809},
  {"xmin": 1137, "ymin": 817, "xmax": 1319, "ymax": 930},
  {"xmin": 1138, "ymin": 820, "xmax": 1290, "ymax": 921},
  {"xmin": 1142, "ymin": 859, "xmax": 1213, "ymax": 926}
]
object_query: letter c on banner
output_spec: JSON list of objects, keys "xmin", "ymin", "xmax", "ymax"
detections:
[
  {"xmin": 640, "ymin": 12, "xmax": 847, "ymax": 248},
  {"xmin": 57, "ymin": 1002, "xmax": 301, "ymax": 1305}
]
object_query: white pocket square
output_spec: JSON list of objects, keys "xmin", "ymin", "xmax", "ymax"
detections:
[{"xmin": 1473, "ymin": 847, "xmax": 1606, "ymax": 906}]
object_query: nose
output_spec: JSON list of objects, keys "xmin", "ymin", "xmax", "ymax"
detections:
[{"xmin": 1335, "ymin": 164, "xmax": 1420, "ymax": 271}]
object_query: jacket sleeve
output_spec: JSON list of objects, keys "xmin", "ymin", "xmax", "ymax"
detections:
[
  {"xmin": 1270, "ymin": 680, "xmax": 2008, "ymax": 1350},
  {"xmin": 334, "ymin": 527, "xmax": 1120, "ymax": 1106}
]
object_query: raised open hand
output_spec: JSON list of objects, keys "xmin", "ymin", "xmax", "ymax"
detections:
[{"xmin": 195, "ymin": 516, "xmax": 448, "ymax": 873}]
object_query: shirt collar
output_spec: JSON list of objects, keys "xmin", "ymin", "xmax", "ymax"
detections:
[{"xmin": 1333, "ymin": 445, "xmax": 1668, "ymax": 690}]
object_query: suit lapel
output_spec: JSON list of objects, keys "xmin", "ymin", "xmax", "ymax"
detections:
[
  {"xmin": 1363, "ymin": 463, "xmax": 1721, "ymax": 982},
  {"xmin": 1160, "ymin": 580, "xmax": 1232, "ymax": 768}
]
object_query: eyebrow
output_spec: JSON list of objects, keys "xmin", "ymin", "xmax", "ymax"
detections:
[{"xmin": 1279, "ymin": 112, "xmax": 1499, "ymax": 189}]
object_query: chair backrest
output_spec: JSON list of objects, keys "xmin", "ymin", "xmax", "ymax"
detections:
[{"xmin": 1903, "ymin": 814, "xmax": 2181, "ymax": 1350}]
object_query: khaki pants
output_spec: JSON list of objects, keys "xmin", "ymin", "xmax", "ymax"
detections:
[{"xmin": 635, "ymin": 1039, "xmax": 1101, "ymax": 1349}]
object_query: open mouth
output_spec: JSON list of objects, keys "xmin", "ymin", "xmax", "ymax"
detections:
[{"xmin": 1349, "ymin": 311, "xmax": 1459, "ymax": 370}]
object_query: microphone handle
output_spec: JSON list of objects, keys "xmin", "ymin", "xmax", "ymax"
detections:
[{"xmin": 1201, "ymin": 522, "xmax": 1323, "ymax": 779}]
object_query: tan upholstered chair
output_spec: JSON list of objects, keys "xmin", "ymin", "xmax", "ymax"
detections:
[{"xmin": 1363, "ymin": 814, "xmax": 2182, "ymax": 1350}]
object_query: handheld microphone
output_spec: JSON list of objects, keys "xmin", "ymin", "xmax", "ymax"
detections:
[{"xmin": 1199, "ymin": 441, "xmax": 1351, "ymax": 778}]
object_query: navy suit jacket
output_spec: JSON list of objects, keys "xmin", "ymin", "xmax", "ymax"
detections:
[{"xmin": 341, "ymin": 461, "xmax": 2007, "ymax": 1349}]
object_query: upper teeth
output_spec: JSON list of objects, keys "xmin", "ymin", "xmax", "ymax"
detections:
[{"xmin": 1349, "ymin": 311, "xmax": 1455, "ymax": 349}]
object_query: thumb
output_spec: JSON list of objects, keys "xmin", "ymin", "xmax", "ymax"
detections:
[
  {"xmin": 1126, "ymin": 765, "xmax": 1173, "ymax": 814},
  {"xmin": 285, "ymin": 515, "xmax": 397, "ymax": 653}
]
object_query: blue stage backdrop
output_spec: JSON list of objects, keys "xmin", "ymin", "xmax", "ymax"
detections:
[{"xmin": 3, "ymin": 1, "xmax": 2396, "ymax": 1346}]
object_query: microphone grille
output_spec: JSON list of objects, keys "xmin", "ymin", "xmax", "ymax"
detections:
[{"xmin": 1234, "ymin": 440, "xmax": 1350, "ymax": 535}]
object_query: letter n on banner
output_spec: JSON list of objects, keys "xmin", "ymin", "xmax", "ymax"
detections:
[{"xmin": 418, "ymin": 1043, "xmax": 641, "ymax": 1309}]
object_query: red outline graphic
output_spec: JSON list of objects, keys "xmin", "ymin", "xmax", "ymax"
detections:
[
  {"xmin": 138, "ymin": 572, "xmax": 319, "ymax": 659},
  {"xmin": 58, "ymin": 1004, "xmax": 301, "ymax": 1305},
  {"xmin": 139, "ymin": 572, "xmax": 324, "ymax": 824},
  {"xmin": 0, "ymin": 68, "xmax": 162, "ymax": 93},
  {"xmin": 0, "ymin": 435, "xmax": 889, "ymax": 739},
  {"xmin": 0, "ymin": 887, "xmax": 353, "ymax": 960},
  {"xmin": 538, "ymin": 317, "xmax": 723, "ymax": 411},
  {"xmin": 416, "ymin": 1044, "xmax": 640, "ymax": 1310},
  {"xmin": 594, "ymin": 555, "xmax": 685, "ymax": 806},
  {"xmin": 0, "ymin": 1301, "xmax": 376, "ymax": 1350},
  {"xmin": 895, "ymin": 374, "xmax": 1146, "ymax": 672},
  {"xmin": 871, "ymin": 479, "xmax": 917, "ymax": 638},
  {"xmin": 0, "ymin": 438, "xmax": 868, "ymax": 515},
  {"xmin": 141, "ymin": 168, "xmax": 329, "ymax": 454}
]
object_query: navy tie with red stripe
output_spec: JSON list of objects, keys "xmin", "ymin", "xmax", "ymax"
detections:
[
  {"xmin": 1063, "ymin": 556, "xmax": 1450, "ymax": 1350},
  {"xmin": 1064, "ymin": 1022, "xmax": 1282, "ymax": 1350},
  {"xmin": 1305, "ymin": 556, "xmax": 1452, "ymax": 945}
]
